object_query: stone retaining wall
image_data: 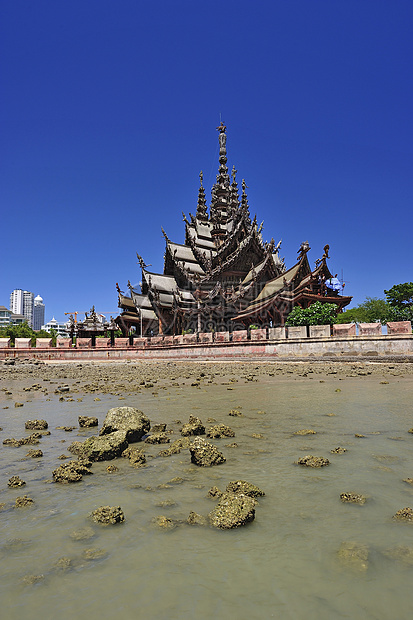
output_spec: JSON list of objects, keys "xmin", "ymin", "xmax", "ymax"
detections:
[
  {"xmin": 0, "ymin": 322, "xmax": 411, "ymax": 361},
  {"xmin": 0, "ymin": 334, "xmax": 411, "ymax": 362}
]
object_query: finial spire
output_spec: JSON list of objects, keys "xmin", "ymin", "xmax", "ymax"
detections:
[
  {"xmin": 229, "ymin": 165, "xmax": 240, "ymax": 217},
  {"xmin": 240, "ymin": 179, "xmax": 251, "ymax": 225},
  {"xmin": 196, "ymin": 171, "xmax": 208, "ymax": 222},
  {"xmin": 210, "ymin": 122, "xmax": 230, "ymax": 235}
]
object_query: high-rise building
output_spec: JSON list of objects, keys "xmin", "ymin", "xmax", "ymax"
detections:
[
  {"xmin": 33, "ymin": 295, "xmax": 45, "ymax": 331},
  {"xmin": 10, "ymin": 289, "xmax": 24, "ymax": 315},
  {"xmin": 23, "ymin": 291, "xmax": 34, "ymax": 326},
  {"xmin": 9, "ymin": 289, "xmax": 35, "ymax": 327}
]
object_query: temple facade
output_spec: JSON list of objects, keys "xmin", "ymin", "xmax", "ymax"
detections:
[{"xmin": 116, "ymin": 124, "xmax": 351, "ymax": 336}]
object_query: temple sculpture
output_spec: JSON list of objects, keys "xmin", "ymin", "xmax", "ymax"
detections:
[{"xmin": 115, "ymin": 124, "xmax": 351, "ymax": 336}]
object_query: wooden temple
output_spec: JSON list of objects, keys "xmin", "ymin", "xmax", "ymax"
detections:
[{"xmin": 115, "ymin": 124, "xmax": 351, "ymax": 336}]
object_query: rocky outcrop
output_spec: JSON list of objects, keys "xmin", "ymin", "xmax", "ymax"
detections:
[
  {"xmin": 152, "ymin": 515, "xmax": 177, "ymax": 530},
  {"xmin": 122, "ymin": 446, "xmax": 146, "ymax": 467},
  {"xmin": 208, "ymin": 493, "xmax": 256, "ymax": 529},
  {"xmin": 293, "ymin": 429, "xmax": 316, "ymax": 436},
  {"xmin": 207, "ymin": 486, "xmax": 223, "ymax": 499},
  {"xmin": 8, "ymin": 476, "xmax": 26, "ymax": 487},
  {"xmin": 26, "ymin": 449, "xmax": 43, "ymax": 458},
  {"xmin": 99, "ymin": 407, "xmax": 150, "ymax": 443},
  {"xmin": 206, "ymin": 424, "xmax": 235, "ymax": 439},
  {"xmin": 91, "ymin": 506, "xmax": 125, "ymax": 525},
  {"xmin": 189, "ymin": 437, "xmax": 226, "ymax": 466},
  {"xmin": 144, "ymin": 433, "xmax": 170, "ymax": 444},
  {"xmin": 3, "ymin": 438, "xmax": 22, "ymax": 447},
  {"xmin": 296, "ymin": 455, "xmax": 330, "ymax": 468},
  {"xmin": 15, "ymin": 495, "xmax": 34, "ymax": 507},
  {"xmin": 3, "ymin": 434, "xmax": 41, "ymax": 448},
  {"xmin": 340, "ymin": 492, "xmax": 366, "ymax": 505},
  {"xmin": 393, "ymin": 507, "xmax": 413, "ymax": 522},
  {"xmin": 25, "ymin": 419, "xmax": 48, "ymax": 430},
  {"xmin": 52, "ymin": 460, "xmax": 93, "ymax": 483},
  {"xmin": 152, "ymin": 423, "xmax": 167, "ymax": 433},
  {"xmin": 181, "ymin": 415, "xmax": 205, "ymax": 437},
  {"xmin": 226, "ymin": 480, "xmax": 265, "ymax": 498},
  {"xmin": 79, "ymin": 416, "xmax": 98, "ymax": 428},
  {"xmin": 68, "ymin": 430, "xmax": 128, "ymax": 461}
]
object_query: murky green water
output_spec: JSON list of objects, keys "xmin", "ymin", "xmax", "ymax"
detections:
[{"xmin": 1, "ymin": 372, "xmax": 413, "ymax": 619}]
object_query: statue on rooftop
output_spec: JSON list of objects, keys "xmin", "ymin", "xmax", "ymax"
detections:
[
  {"xmin": 298, "ymin": 241, "xmax": 311, "ymax": 257},
  {"xmin": 216, "ymin": 122, "xmax": 227, "ymax": 149}
]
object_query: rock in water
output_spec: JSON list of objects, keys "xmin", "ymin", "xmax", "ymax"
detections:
[
  {"xmin": 79, "ymin": 416, "xmax": 99, "ymax": 428},
  {"xmin": 8, "ymin": 476, "xmax": 26, "ymax": 487},
  {"xmin": 99, "ymin": 407, "xmax": 150, "ymax": 442},
  {"xmin": 122, "ymin": 446, "xmax": 146, "ymax": 467},
  {"xmin": 340, "ymin": 492, "xmax": 366, "ymax": 505},
  {"xmin": 144, "ymin": 433, "xmax": 170, "ymax": 444},
  {"xmin": 68, "ymin": 430, "xmax": 128, "ymax": 461},
  {"xmin": 189, "ymin": 437, "xmax": 226, "ymax": 466},
  {"xmin": 25, "ymin": 419, "xmax": 48, "ymax": 430},
  {"xmin": 393, "ymin": 507, "xmax": 413, "ymax": 522},
  {"xmin": 181, "ymin": 415, "xmax": 205, "ymax": 437},
  {"xmin": 15, "ymin": 495, "xmax": 34, "ymax": 507},
  {"xmin": 208, "ymin": 493, "xmax": 256, "ymax": 529},
  {"xmin": 91, "ymin": 506, "xmax": 125, "ymax": 525},
  {"xmin": 296, "ymin": 455, "xmax": 330, "ymax": 468},
  {"xmin": 52, "ymin": 460, "xmax": 93, "ymax": 483},
  {"xmin": 226, "ymin": 480, "xmax": 265, "ymax": 498},
  {"xmin": 206, "ymin": 424, "xmax": 235, "ymax": 439},
  {"xmin": 26, "ymin": 449, "xmax": 43, "ymax": 458}
]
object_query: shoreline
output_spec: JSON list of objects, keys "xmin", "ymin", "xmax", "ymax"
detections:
[{"xmin": 1, "ymin": 359, "xmax": 413, "ymax": 400}]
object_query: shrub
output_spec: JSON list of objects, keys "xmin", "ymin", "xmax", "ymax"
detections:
[{"xmin": 286, "ymin": 302, "xmax": 338, "ymax": 326}]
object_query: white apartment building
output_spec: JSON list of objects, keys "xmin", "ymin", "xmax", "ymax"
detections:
[
  {"xmin": 42, "ymin": 317, "xmax": 69, "ymax": 338},
  {"xmin": 10, "ymin": 289, "xmax": 24, "ymax": 315}
]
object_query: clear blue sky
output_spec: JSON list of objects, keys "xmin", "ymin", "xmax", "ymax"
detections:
[{"xmin": 1, "ymin": 1, "xmax": 412, "ymax": 323}]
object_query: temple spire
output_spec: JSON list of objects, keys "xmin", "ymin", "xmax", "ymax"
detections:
[
  {"xmin": 196, "ymin": 170, "xmax": 208, "ymax": 222},
  {"xmin": 210, "ymin": 122, "xmax": 231, "ymax": 242},
  {"xmin": 229, "ymin": 164, "xmax": 240, "ymax": 218},
  {"xmin": 216, "ymin": 121, "xmax": 230, "ymax": 184},
  {"xmin": 240, "ymin": 179, "xmax": 251, "ymax": 226}
]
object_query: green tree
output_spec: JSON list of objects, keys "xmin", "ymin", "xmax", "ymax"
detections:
[
  {"xmin": 384, "ymin": 282, "xmax": 413, "ymax": 308},
  {"xmin": 286, "ymin": 302, "xmax": 338, "ymax": 326},
  {"xmin": 384, "ymin": 282, "xmax": 413, "ymax": 322},
  {"xmin": 0, "ymin": 322, "xmax": 54, "ymax": 346},
  {"xmin": 336, "ymin": 297, "xmax": 391, "ymax": 324}
]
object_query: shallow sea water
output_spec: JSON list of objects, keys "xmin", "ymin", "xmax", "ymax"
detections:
[{"xmin": 1, "ymin": 371, "xmax": 413, "ymax": 620}]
